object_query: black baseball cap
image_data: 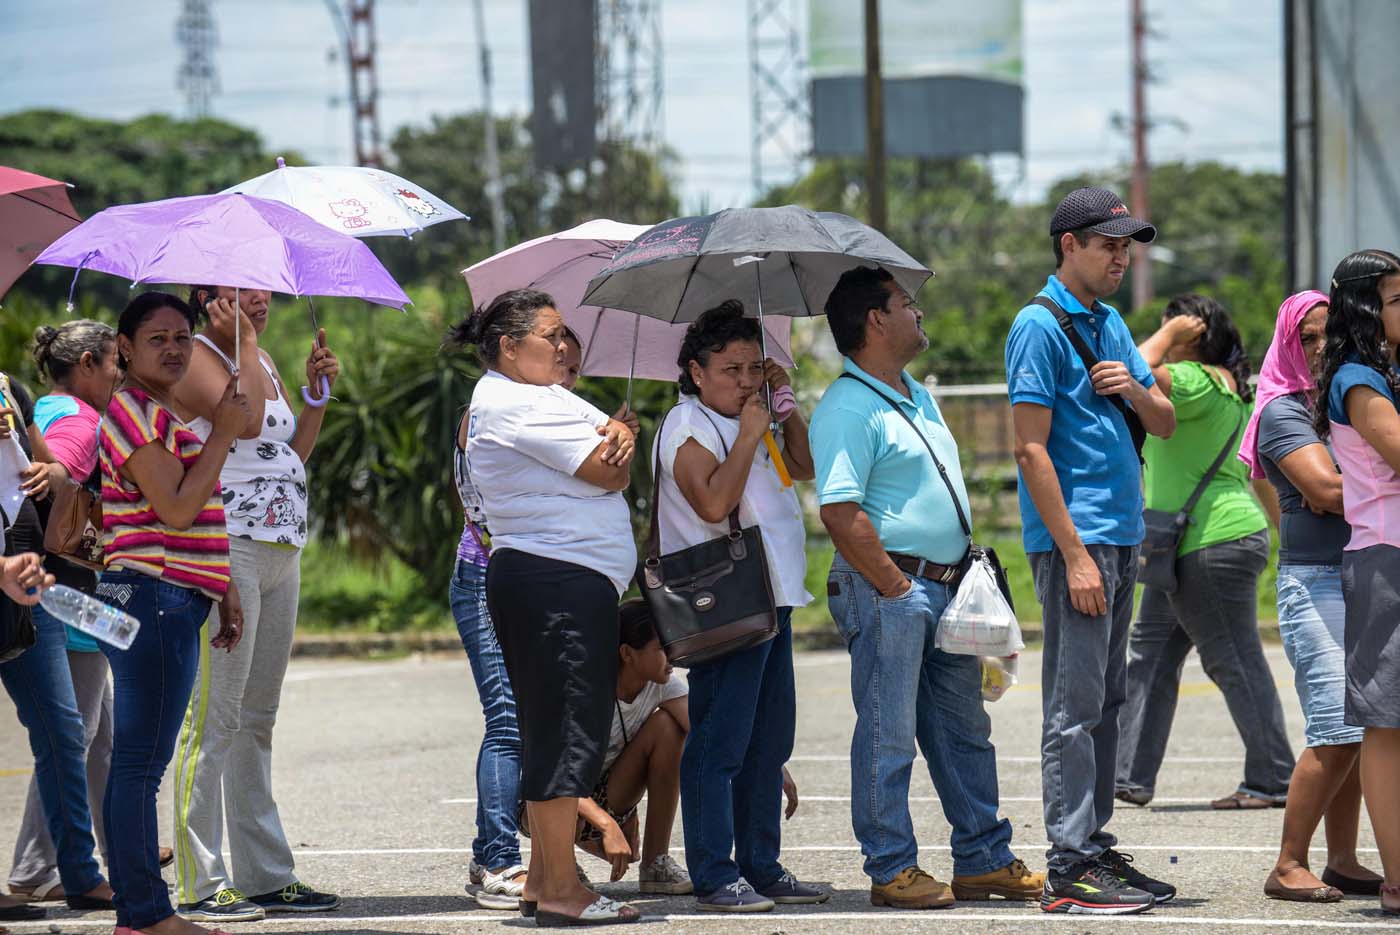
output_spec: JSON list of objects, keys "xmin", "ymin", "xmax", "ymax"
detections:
[{"xmin": 1049, "ymin": 187, "xmax": 1156, "ymax": 243}]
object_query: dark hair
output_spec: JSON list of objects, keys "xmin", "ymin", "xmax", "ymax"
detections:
[
  {"xmin": 32, "ymin": 320, "xmax": 116, "ymax": 385},
  {"xmin": 1313, "ymin": 249, "xmax": 1400, "ymax": 439},
  {"xmin": 1052, "ymin": 226, "xmax": 1093, "ymax": 267},
  {"xmin": 116, "ymin": 292, "xmax": 197, "ymax": 371},
  {"xmin": 187, "ymin": 284, "xmax": 217, "ymax": 324},
  {"xmin": 823, "ymin": 265, "xmax": 895, "ymax": 356},
  {"xmin": 676, "ymin": 299, "xmax": 761, "ymax": 396},
  {"xmin": 1162, "ymin": 293, "xmax": 1254, "ymax": 404},
  {"xmin": 618, "ymin": 599, "xmax": 658, "ymax": 650},
  {"xmin": 446, "ymin": 289, "xmax": 556, "ymax": 368}
]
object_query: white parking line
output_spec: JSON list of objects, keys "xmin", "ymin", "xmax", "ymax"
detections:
[
  {"xmin": 442, "ymin": 795, "xmax": 1217, "ymax": 805},
  {"xmin": 287, "ymin": 844, "xmax": 1378, "ymax": 856},
  {"xmin": 787, "ymin": 754, "xmax": 1242, "ymax": 764}
]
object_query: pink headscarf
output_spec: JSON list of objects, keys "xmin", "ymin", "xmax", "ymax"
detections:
[{"xmin": 1237, "ymin": 290, "xmax": 1330, "ymax": 479}]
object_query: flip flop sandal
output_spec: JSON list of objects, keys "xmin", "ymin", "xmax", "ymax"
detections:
[
  {"xmin": 11, "ymin": 880, "xmax": 63, "ymax": 902},
  {"xmin": 534, "ymin": 896, "xmax": 641, "ymax": 927},
  {"xmin": 1211, "ymin": 791, "xmax": 1272, "ymax": 810}
]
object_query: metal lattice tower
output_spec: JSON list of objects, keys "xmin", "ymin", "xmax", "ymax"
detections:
[
  {"xmin": 347, "ymin": 0, "xmax": 384, "ymax": 167},
  {"xmin": 595, "ymin": 0, "xmax": 664, "ymax": 151},
  {"xmin": 175, "ymin": 0, "xmax": 219, "ymax": 118},
  {"xmin": 749, "ymin": 0, "xmax": 809, "ymax": 197}
]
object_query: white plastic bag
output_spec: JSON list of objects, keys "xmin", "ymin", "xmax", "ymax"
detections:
[{"xmin": 936, "ymin": 556, "xmax": 1025, "ymax": 657}]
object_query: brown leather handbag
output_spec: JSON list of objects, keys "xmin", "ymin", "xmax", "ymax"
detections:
[
  {"xmin": 636, "ymin": 407, "xmax": 779, "ymax": 668},
  {"xmin": 44, "ymin": 471, "xmax": 104, "ymax": 571}
]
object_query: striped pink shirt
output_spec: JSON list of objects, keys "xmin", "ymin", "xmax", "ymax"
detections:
[{"xmin": 99, "ymin": 387, "xmax": 230, "ymax": 600}]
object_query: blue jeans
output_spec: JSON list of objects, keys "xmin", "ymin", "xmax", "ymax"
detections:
[
  {"xmin": 0, "ymin": 604, "xmax": 104, "ymax": 895},
  {"xmin": 450, "ymin": 558, "xmax": 522, "ymax": 870},
  {"xmin": 827, "ymin": 555, "xmax": 1015, "ymax": 883},
  {"xmin": 681, "ymin": 608, "xmax": 795, "ymax": 896},
  {"xmin": 1277, "ymin": 564, "xmax": 1363, "ymax": 747},
  {"xmin": 97, "ymin": 569, "xmax": 211, "ymax": 930}
]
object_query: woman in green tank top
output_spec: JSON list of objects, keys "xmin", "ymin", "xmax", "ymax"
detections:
[{"xmin": 1115, "ymin": 294, "xmax": 1296, "ymax": 810}]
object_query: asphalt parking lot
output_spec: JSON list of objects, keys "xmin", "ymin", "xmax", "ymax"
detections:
[{"xmin": 2, "ymin": 643, "xmax": 1392, "ymax": 934}]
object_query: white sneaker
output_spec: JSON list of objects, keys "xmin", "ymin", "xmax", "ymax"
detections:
[
  {"xmin": 474, "ymin": 864, "xmax": 526, "ymax": 911},
  {"xmin": 639, "ymin": 854, "xmax": 694, "ymax": 895}
]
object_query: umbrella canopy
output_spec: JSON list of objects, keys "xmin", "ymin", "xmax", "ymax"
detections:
[
  {"xmin": 581, "ymin": 205, "xmax": 932, "ymax": 323},
  {"xmin": 462, "ymin": 219, "xmax": 794, "ymax": 382},
  {"xmin": 222, "ymin": 158, "xmax": 468, "ymax": 238},
  {"xmin": 36, "ymin": 193, "xmax": 410, "ymax": 309},
  {"xmin": 0, "ymin": 166, "xmax": 82, "ymax": 299}
]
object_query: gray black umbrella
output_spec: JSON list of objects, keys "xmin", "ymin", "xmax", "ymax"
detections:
[{"xmin": 579, "ymin": 204, "xmax": 932, "ymax": 324}]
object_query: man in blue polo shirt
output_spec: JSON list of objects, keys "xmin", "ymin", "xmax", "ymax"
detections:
[
  {"xmin": 1006, "ymin": 187, "xmax": 1177, "ymax": 915},
  {"xmin": 812, "ymin": 265, "xmax": 1043, "ymax": 911}
]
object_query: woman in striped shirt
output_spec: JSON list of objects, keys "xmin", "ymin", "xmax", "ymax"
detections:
[{"xmin": 97, "ymin": 291, "xmax": 249, "ymax": 935}]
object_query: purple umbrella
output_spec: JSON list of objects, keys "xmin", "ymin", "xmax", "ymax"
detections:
[{"xmin": 37, "ymin": 192, "xmax": 410, "ymax": 403}]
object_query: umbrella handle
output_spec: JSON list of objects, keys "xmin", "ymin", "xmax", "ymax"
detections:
[
  {"xmin": 763, "ymin": 430, "xmax": 793, "ymax": 488},
  {"xmin": 301, "ymin": 376, "xmax": 331, "ymax": 408}
]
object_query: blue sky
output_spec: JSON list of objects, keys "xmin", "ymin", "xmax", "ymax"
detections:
[{"xmin": 0, "ymin": 0, "xmax": 1281, "ymax": 212}]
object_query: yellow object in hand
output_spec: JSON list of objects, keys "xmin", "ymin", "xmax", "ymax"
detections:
[{"xmin": 763, "ymin": 430, "xmax": 792, "ymax": 487}]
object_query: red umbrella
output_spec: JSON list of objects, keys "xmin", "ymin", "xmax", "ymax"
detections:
[{"xmin": 0, "ymin": 166, "xmax": 82, "ymax": 300}]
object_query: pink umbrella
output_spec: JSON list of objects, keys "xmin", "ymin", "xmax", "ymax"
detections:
[
  {"xmin": 462, "ymin": 219, "xmax": 793, "ymax": 395},
  {"xmin": 0, "ymin": 166, "xmax": 82, "ymax": 300}
]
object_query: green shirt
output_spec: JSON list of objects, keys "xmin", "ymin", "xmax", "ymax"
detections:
[{"xmin": 1143, "ymin": 361, "xmax": 1267, "ymax": 556}]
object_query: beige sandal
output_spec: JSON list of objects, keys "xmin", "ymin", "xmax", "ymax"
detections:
[
  {"xmin": 1210, "ymin": 791, "xmax": 1273, "ymax": 810},
  {"xmin": 9, "ymin": 880, "xmax": 63, "ymax": 902}
]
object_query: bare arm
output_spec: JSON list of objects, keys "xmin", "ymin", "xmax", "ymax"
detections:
[
  {"xmin": 1275, "ymin": 443, "xmax": 1344, "ymax": 514},
  {"xmin": 779, "ymin": 410, "xmax": 815, "ymax": 482},
  {"xmin": 120, "ymin": 379, "xmax": 249, "ymax": 530},
  {"xmin": 1012, "ymin": 401, "xmax": 1106, "ymax": 616},
  {"xmin": 658, "ymin": 696, "xmax": 689, "ymax": 733},
  {"xmin": 1345, "ymin": 386, "xmax": 1400, "ymax": 476},
  {"xmin": 1252, "ymin": 477, "xmax": 1282, "ymax": 530},
  {"xmin": 819, "ymin": 501, "xmax": 909, "ymax": 598},
  {"xmin": 574, "ymin": 438, "xmax": 633, "ymax": 491},
  {"xmin": 673, "ymin": 435, "xmax": 763, "ymax": 524},
  {"xmin": 174, "ymin": 341, "xmax": 267, "ymax": 440},
  {"xmin": 1136, "ymin": 315, "xmax": 1206, "ymax": 394}
]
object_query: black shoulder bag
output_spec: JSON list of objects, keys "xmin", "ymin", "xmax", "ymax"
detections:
[
  {"xmin": 1138, "ymin": 409, "xmax": 1244, "ymax": 593},
  {"xmin": 1030, "ymin": 296, "xmax": 1147, "ymax": 462},
  {"xmin": 636, "ymin": 406, "xmax": 779, "ymax": 668},
  {"xmin": 837, "ymin": 373, "xmax": 1015, "ymax": 611}
]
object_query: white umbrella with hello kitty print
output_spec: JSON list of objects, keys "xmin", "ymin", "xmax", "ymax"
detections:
[{"xmin": 222, "ymin": 157, "xmax": 469, "ymax": 238}]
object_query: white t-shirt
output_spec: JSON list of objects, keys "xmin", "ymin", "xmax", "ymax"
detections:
[
  {"xmin": 604, "ymin": 672, "xmax": 688, "ymax": 771},
  {"xmin": 653, "ymin": 396, "xmax": 811, "ymax": 608},
  {"xmin": 466, "ymin": 371, "xmax": 636, "ymax": 595}
]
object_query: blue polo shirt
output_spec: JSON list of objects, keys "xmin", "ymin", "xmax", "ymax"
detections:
[
  {"xmin": 811, "ymin": 358, "xmax": 972, "ymax": 565},
  {"xmin": 1004, "ymin": 274, "xmax": 1155, "ymax": 554}
]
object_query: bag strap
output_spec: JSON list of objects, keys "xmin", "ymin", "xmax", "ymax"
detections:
[
  {"xmin": 837, "ymin": 372, "xmax": 972, "ymax": 542},
  {"xmin": 1029, "ymin": 295, "xmax": 1147, "ymax": 463},
  {"xmin": 646, "ymin": 405, "xmax": 742, "ymax": 563},
  {"xmin": 1177, "ymin": 406, "xmax": 1246, "ymax": 520}
]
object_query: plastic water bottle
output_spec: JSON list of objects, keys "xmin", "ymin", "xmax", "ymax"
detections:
[{"xmin": 38, "ymin": 585, "xmax": 141, "ymax": 650}]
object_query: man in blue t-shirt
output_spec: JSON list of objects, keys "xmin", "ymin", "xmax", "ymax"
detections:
[
  {"xmin": 813, "ymin": 265, "xmax": 1043, "ymax": 910},
  {"xmin": 1004, "ymin": 188, "xmax": 1177, "ymax": 915}
]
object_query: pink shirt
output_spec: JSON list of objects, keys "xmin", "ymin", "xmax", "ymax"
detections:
[
  {"xmin": 34, "ymin": 393, "xmax": 101, "ymax": 479},
  {"xmin": 1328, "ymin": 361, "xmax": 1400, "ymax": 550}
]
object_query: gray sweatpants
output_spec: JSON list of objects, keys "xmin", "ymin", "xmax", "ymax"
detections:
[
  {"xmin": 1031, "ymin": 544, "xmax": 1137, "ymax": 876},
  {"xmin": 171, "ymin": 537, "xmax": 301, "ymax": 905},
  {"xmin": 9, "ymin": 651, "xmax": 113, "ymax": 887}
]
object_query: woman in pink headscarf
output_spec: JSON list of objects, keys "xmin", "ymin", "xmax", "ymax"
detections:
[{"xmin": 1247, "ymin": 291, "xmax": 1382, "ymax": 903}]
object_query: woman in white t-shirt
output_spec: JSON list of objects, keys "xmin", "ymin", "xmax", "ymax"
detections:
[
  {"xmin": 453, "ymin": 288, "xmax": 640, "ymax": 927},
  {"xmin": 655, "ymin": 300, "xmax": 826, "ymax": 911}
]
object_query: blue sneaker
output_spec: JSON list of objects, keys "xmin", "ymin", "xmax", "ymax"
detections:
[
  {"xmin": 695, "ymin": 878, "xmax": 775, "ymax": 912},
  {"xmin": 248, "ymin": 882, "xmax": 341, "ymax": 914},
  {"xmin": 755, "ymin": 869, "xmax": 829, "ymax": 904}
]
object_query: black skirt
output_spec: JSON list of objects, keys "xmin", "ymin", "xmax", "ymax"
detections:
[
  {"xmin": 1343, "ymin": 543, "xmax": 1400, "ymax": 729},
  {"xmin": 486, "ymin": 548, "xmax": 620, "ymax": 800}
]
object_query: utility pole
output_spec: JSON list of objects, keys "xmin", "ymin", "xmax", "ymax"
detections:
[
  {"xmin": 1130, "ymin": 0, "xmax": 1153, "ymax": 309},
  {"xmin": 347, "ymin": 0, "xmax": 384, "ymax": 167},
  {"xmin": 472, "ymin": 0, "xmax": 507, "ymax": 254},
  {"xmin": 863, "ymin": 0, "xmax": 886, "ymax": 232}
]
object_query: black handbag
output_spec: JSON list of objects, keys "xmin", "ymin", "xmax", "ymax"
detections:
[
  {"xmin": 1030, "ymin": 296, "xmax": 1147, "ymax": 462},
  {"xmin": 837, "ymin": 373, "xmax": 1015, "ymax": 611},
  {"xmin": 0, "ymin": 505, "xmax": 36, "ymax": 663},
  {"xmin": 1138, "ymin": 410, "xmax": 1244, "ymax": 593},
  {"xmin": 636, "ymin": 407, "xmax": 779, "ymax": 668}
]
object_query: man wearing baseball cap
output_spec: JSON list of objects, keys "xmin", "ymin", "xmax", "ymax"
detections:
[{"xmin": 1004, "ymin": 187, "xmax": 1178, "ymax": 915}]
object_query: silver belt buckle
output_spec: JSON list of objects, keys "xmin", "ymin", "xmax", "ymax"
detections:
[
  {"xmin": 939, "ymin": 564, "xmax": 957, "ymax": 583},
  {"xmin": 914, "ymin": 558, "xmax": 927, "ymax": 578}
]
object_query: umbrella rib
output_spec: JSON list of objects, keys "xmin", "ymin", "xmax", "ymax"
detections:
[
  {"xmin": 11, "ymin": 190, "xmax": 82, "ymax": 223},
  {"xmin": 527, "ymin": 249, "xmax": 618, "ymax": 291}
]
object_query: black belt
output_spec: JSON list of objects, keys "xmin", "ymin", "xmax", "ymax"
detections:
[{"xmin": 888, "ymin": 551, "xmax": 965, "ymax": 586}]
